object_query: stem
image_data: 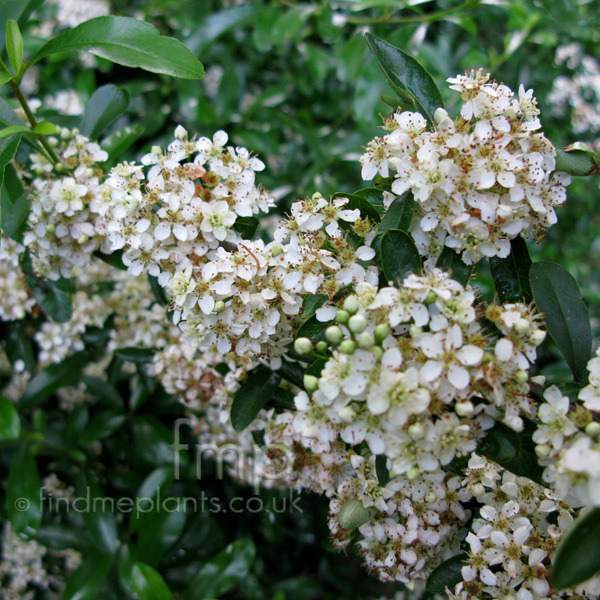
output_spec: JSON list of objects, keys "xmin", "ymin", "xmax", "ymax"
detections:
[
  {"xmin": 345, "ymin": 0, "xmax": 481, "ymax": 25},
  {"xmin": 9, "ymin": 78, "xmax": 60, "ymax": 165}
]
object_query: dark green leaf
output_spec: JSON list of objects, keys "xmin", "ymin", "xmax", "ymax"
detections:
[
  {"xmin": 436, "ymin": 246, "xmax": 472, "ymax": 287},
  {"xmin": 183, "ymin": 539, "xmax": 256, "ymax": 600},
  {"xmin": 337, "ymin": 499, "xmax": 376, "ymax": 529},
  {"xmin": 80, "ymin": 84, "xmax": 130, "ymax": 140},
  {"xmin": 28, "ymin": 16, "xmax": 205, "ymax": 80},
  {"xmin": 352, "ymin": 187, "xmax": 387, "ymax": 216},
  {"xmin": 551, "ymin": 507, "xmax": 600, "ymax": 589},
  {"xmin": 0, "ymin": 0, "xmax": 43, "ymax": 51},
  {"xmin": 6, "ymin": 441, "xmax": 42, "ymax": 534},
  {"xmin": 0, "ymin": 133, "xmax": 21, "ymax": 199},
  {"xmin": 114, "ymin": 347, "xmax": 155, "ymax": 364},
  {"xmin": 121, "ymin": 561, "xmax": 175, "ymax": 600},
  {"xmin": 305, "ymin": 358, "xmax": 327, "ymax": 378},
  {"xmin": 1, "ymin": 163, "xmax": 30, "ymax": 243},
  {"xmin": 132, "ymin": 415, "xmax": 178, "ymax": 467},
  {"xmin": 478, "ymin": 419, "xmax": 544, "ymax": 484},
  {"xmin": 233, "ymin": 216, "xmax": 259, "ymax": 239},
  {"xmin": 379, "ymin": 190, "xmax": 415, "ymax": 233},
  {"xmin": 63, "ymin": 551, "xmax": 114, "ymax": 600},
  {"xmin": 555, "ymin": 142, "xmax": 600, "ymax": 177},
  {"xmin": 83, "ymin": 409, "xmax": 126, "ymax": 442},
  {"xmin": 231, "ymin": 366, "xmax": 281, "ymax": 431},
  {"xmin": 380, "ymin": 229, "xmax": 421, "ymax": 285},
  {"xmin": 530, "ymin": 261, "xmax": 591, "ymax": 383},
  {"xmin": 295, "ymin": 315, "xmax": 332, "ymax": 341},
  {"xmin": 0, "ymin": 395, "xmax": 20, "ymax": 439},
  {"xmin": 365, "ymin": 33, "xmax": 443, "ymax": 125},
  {"xmin": 302, "ymin": 294, "xmax": 327, "ymax": 319},
  {"xmin": 375, "ymin": 455, "xmax": 390, "ymax": 486},
  {"xmin": 20, "ymin": 352, "xmax": 90, "ymax": 409},
  {"xmin": 490, "ymin": 236, "xmax": 533, "ymax": 303},
  {"xmin": 426, "ymin": 553, "xmax": 468, "ymax": 593},
  {"xmin": 278, "ymin": 359, "xmax": 305, "ymax": 389},
  {"xmin": 93, "ymin": 249, "xmax": 127, "ymax": 270},
  {"xmin": 4, "ymin": 322, "xmax": 36, "ymax": 372},
  {"xmin": 35, "ymin": 524, "xmax": 94, "ymax": 553},
  {"xmin": 5, "ymin": 19, "xmax": 23, "ymax": 73}
]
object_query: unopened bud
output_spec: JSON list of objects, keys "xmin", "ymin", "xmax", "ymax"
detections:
[
  {"xmin": 338, "ymin": 406, "xmax": 356, "ymax": 422},
  {"xmin": 374, "ymin": 323, "xmax": 389, "ymax": 344},
  {"xmin": 316, "ymin": 341, "xmax": 328, "ymax": 354},
  {"xmin": 213, "ymin": 300, "xmax": 226, "ymax": 314},
  {"xmin": 46, "ymin": 223, "xmax": 56, "ymax": 234},
  {"xmin": 77, "ymin": 234, "xmax": 89, "ymax": 244},
  {"xmin": 151, "ymin": 145, "xmax": 163, "ymax": 155},
  {"xmin": 425, "ymin": 492, "xmax": 438, "ymax": 504},
  {"xmin": 424, "ymin": 290, "xmax": 437, "ymax": 305},
  {"xmin": 303, "ymin": 375, "xmax": 319, "ymax": 392},
  {"xmin": 455, "ymin": 400, "xmax": 474, "ymax": 417},
  {"xmin": 515, "ymin": 370, "xmax": 528, "ymax": 384},
  {"xmin": 343, "ymin": 295, "xmax": 359, "ymax": 315},
  {"xmin": 271, "ymin": 244, "xmax": 283, "ymax": 257},
  {"xmin": 348, "ymin": 314, "xmax": 367, "ymax": 334},
  {"xmin": 335, "ymin": 310, "xmax": 350, "ymax": 324},
  {"xmin": 434, "ymin": 107, "xmax": 449, "ymax": 124},
  {"xmin": 294, "ymin": 337, "xmax": 313, "ymax": 355},
  {"xmin": 471, "ymin": 483, "xmax": 485, "ymax": 497},
  {"xmin": 529, "ymin": 329, "xmax": 547, "ymax": 346},
  {"xmin": 585, "ymin": 422, "xmax": 600, "ymax": 438},
  {"xmin": 530, "ymin": 375, "xmax": 546, "ymax": 386},
  {"xmin": 339, "ymin": 340, "xmax": 357, "ymax": 354},
  {"xmin": 325, "ymin": 326, "xmax": 344, "ymax": 345},
  {"xmin": 406, "ymin": 466, "xmax": 420, "ymax": 480},
  {"xmin": 358, "ymin": 332, "xmax": 375, "ymax": 349},
  {"xmin": 54, "ymin": 162, "xmax": 65, "ymax": 172},
  {"xmin": 535, "ymin": 443, "xmax": 551, "ymax": 458},
  {"xmin": 370, "ymin": 346, "xmax": 384, "ymax": 360},
  {"xmin": 409, "ymin": 325, "xmax": 422, "ymax": 337},
  {"xmin": 174, "ymin": 125, "xmax": 188, "ymax": 139},
  {"xmin": 407, "ymin": 422, "xmax": 425, "ymax": 440},
  {"xmin": 514, "ymin": 318, "xmax": 531, "ymax": 335}
]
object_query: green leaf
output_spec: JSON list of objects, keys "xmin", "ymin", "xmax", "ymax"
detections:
[
  {"xmin": 6, "ymin": 441, "xmax": 42, "ymax": 534},
  {"xmin": 302, "ymin": 294, "xmax": 327, "ymax": 319},
  {"xmin": 551, "ymin": 507, "xmax": 600, "ymax": 589},
  {"xmin": 231, "ymin": 366, "xmax": 282, "ymax": 431},
  {"xmin": 20, "ymin": 352, "xmax": 90, "ymax": 409},
  {"xmin": 365, "ymin": 32, "xmax": 443, "ymax": 125},
  {"xmin": 380, "ymin": 190, "xmax": 415, "ymax": 233},
  {"xmin": 63, "ymin": 551, "xmax": 114, "ymax": 600},
  {"xmin": 0, "ymin": 395, "xmax": 20, "ymax": 439},
  {"xmin": 80, "ymin": 84, "xmax": 130, "ymax": 140},
  {"xmin": 83, "ymin": 409, "xmax": 126, "ymax": 442},
  {"xmin": 32, "ymin": 121, "xmax": 58, "ymax": 135},
  {"xmin": 0, "ymin": 134, "xmax": 21, "ymax": 223},
  {"xmin": 380, "ymin": 229, "xmax": 421, "ymax": 285},
  {"xmin": 305, "ymin": 358, "xmax": 327, "ymax": 378},
  {"xmin": 93, "ymin": 248, "xmax": 127, "ymax": 270},
  {"xmin": 114, "ymin": 347, "xmax": 155, "ymax": 364},
  {"xmin": 337, "ymin": 499, "xmax": 376, "ymax": 530},
  {"xmin": 5, "ymin": 20, "xmax": 22, "ymax": 72},
  {"xmin": 35, "ymin": 524, "xmax": 94, "ymax": 553},
  {"xmin": 489, "ymin": 237, "xmax": 533, "ymax": 303},
  {"xmin": 233, "ymin": 216, "xmax": 260, "ymax": 239},
  {"xmin": 435, "ymin": 246, "xmax": 472, "ymax": 287},
  {"xmin": 530, "ymin": 261, "xmax": 591, "ymax": 383},
  {"xmin": 478, "ymin": 419, "xmax": 544, "ymax": 484},
  {"xmin": 375, "ymin": 455, "xmax": 390, "ymax": 486},
  {"xmin": 295, "ymin": 315, "xmax": 332, "ymax": 341},
  {"xmin": 121, "ymin": 561, "xmax": 175, "ymax": 600},
  {"xmin": 28, "ymin": 16, "xmax": 205, "ymax": 80},
  {"xmin": 352, "ymin": 187, "xmax": 387, "ymax": 216},
  {"xmin": 426, "ymin": 553, "xmax": 468, "ymax": 593},
  {"xmin": 1, "ymin": 163, "xmax": 29, "ymax": 243},
  {"xmin": 0, "ymin": 71, "xmax": 13, "ymax": 87},
  {"xmin": 183, "ymin": 539, "xmax": 256, "ymax": 600},
  {"xmin": 0, "ymin": 124, "xmax": 28, "ymax": 138},
  {"xmin": 5, "ymin": 322, "xmax": 36, "ymax": 372},
  {"xmin": 0, "ymin": 0, "xmax": 43, "ymax": 51},
  {"xmin": 555, "ymin": 142, "xmax": 600, "ymax": 177}
]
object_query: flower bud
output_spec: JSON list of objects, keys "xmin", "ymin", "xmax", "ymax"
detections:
[
  {"xmin": 46, "ymin": 223, "xmax": 56, "ymax": 234},
  {"xmin": 338, "ymin": 406, "xmax": 356, "ymax": 422},
  {"xmin": 316, "ymin": 341, "xmax": 328, "ymax": 354},
  {"xmin": 406, "ymin": 466, "xmax": 420, "ymax": 480},
  {"xmin": 425, "ymin": 492, "xmax": 438, "ymax": 504},
  {"xmin": 407, "ymin": 422, "xmax": 425, "ymax": 440},
  {"xmin": 409, "ymin": 325, "xmax": 422, "ymax": 337},
  {"xmin": 271, "ymin": 244, "xmax": 283, "ymax": 257},
  {"xmin": 455, "ymin": 400, "xmax": 474, "ymax": 417},
  {"xmin": 471, "ymin": 483, "xmax": 485, "ymax": 497},
  {"xmin": 370, "ymin": 346, "xmax": 384, "ymax": 360},
  {"xmin": 339, "ymin": 340, "xmax": 357, "ymax": 354},
  {"xmin": 151, "ymin": 145, "xmax": 163, "ymax": 155},
  {"xmin": 535, "ymin": 443, "xmax": 551, "ymax": 458},
  {"xmin": 54, "ymin": 162, "xmax": 65, "ymax": 172},
  {"xmin": 335, "ymin": 310, "xmax": 350, "ymax": 324},
  {"xmin": 325, "ymin": 326, "xmax": 344, "ymax": 344},
  {"xmin": 424, "ymin": 291, "xmax": 437, "ymax": 305},
  {"xmin": 358, "ymin": 332, "xmax": 375, "ymax": 349},
  {"xmin": 348, "ymin": 314, "xmax": 367, "ymax": 333},
  {"xmin": 294, "ymin": 337, "xmax": 313, "ymax": 355},
  {"xmin": 515, "ymin": 370, "xmax": 528, "ymax": 384},
  {"xmin": 343, "ymin": 295, "xmax": 359, "ymax": 315},
  {"xmin": 514, "ymin": 318, "xmax": 531, "ymax": 335},
  {"xmin": 374, "ymin": 323, "xmax": 389, "ymax": 344},
  {"xmin": 174, "ymin": 125, "xmax": 188, "ymax": 139},
  {"xmin": 303, "ymin": 375, "xmax": 319, "ymax": 392},
  {"xmin": 530, "ymin": 375, "xmax": 546, "ymax": 386},
  {"xmin": 585, "ymin": 422, "xmax": 600, "ymax": 438},
  {"xmin": 529, "ymin": 329, "xmax": 547, "ymax": 346},
  {"xmin": 434, "ymin": 107, "xmax": 449, "ymax": 124},
  {"xmin": 213, "ymin": 300, "xmax": 226, "ymax": 314}
]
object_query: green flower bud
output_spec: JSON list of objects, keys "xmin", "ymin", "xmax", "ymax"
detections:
[
  {"xmin": 407, "ymin": 422, "xmax": 425, "ymax": 440},
  {"xmin": 471, "ymin": 483, "xmax": 485, "ymax": 497},
  {"xmin": 535, "ymin": 443, "xmax": 551, "ymax": 458},
  {"xmin": 514, "ymin": 318, "xmax": 531, "ymax": 335},
  {"xmin": 303, "ymin": 374, "xmax": 319, "ymax": 392},
  {"xmin": 424, "ymin": 290, "xmax": 437, "ymax": 305},
  {"xmin": 316, "ymin": 341, "xmax": 328, "ymax": 353},
  {"xmin": 515, "ymin": 370, "xmax": 528, "ymax": 384},
  {"xmin": 358, "ymin": 332, "xmax": 375, "ymax": 349},
  {"xmin": 151, "ymin": 145, "xmax": 163, "ymax": 155},
  {"xmin": 406, "ymin": 466, "xmax": 420, "ymax": 480},
  {"xmin": 339, "ymin": 340, "xmax": 357, "ymax": 354},
  {"xmin": 213, "ymin": 300, "xmax": 226, "ymax": 314},
  {"xmin": 409, "ymin": 325, "xmax": 423, "ymax": 338},
  {"xmin": 425, "ymin": 492, "xmax": 438, "ymax": 504},
  {"xmin": 343, "ymin": 295, "xmax": 359, "ymax": 315},
  {"xmin": 335, "ymin": 310, "xmax": 350, "ymax": 325},
  {"xmin": 338, "ymin": 406, "xmax": 356, "ymax": 422},
  {"xmin": 271, "ymin": 244, "xmax": 283, "ymax": 257},
  {"xmin": 455, "ymin": 400, "xmax": 474, "ymax": 417},
  {"xmin": 374, "ymin": 323, "xmax": 389, "ymax": 344},
  {"xmin": 348, "ymin": 314, "xmax": 367, "ymax": 333},
  {"xmin": 585, "ymin": 422, "xmax": 600, "ymax": 438},
  {"xmin": 54, "ymin": 162, "xmax": 66, "ymax": 172},
  {"xmin": 294, "ymin": 337, "xmax": 313, "ymax": 355},
  {"xmin": 369, "ymin": 346, "xmax": 384, "ymax": 360},
  {"xmin": 325, "ymin": 326, "xmax": 344, "ymax": 345}
]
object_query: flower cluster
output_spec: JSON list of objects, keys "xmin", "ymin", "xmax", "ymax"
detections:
[{"xmin": 361, "ymin": 71, "xmax": 571, "ymax": 264}]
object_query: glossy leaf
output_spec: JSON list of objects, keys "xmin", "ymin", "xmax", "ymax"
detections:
[
  {"xmin": 295, "ymin": 314, "xmax": 332, "ymax": 341},
  {"xmin": 231, "ymin": 366, "xmax": 282, "ymax": 431},
  {"xmin": 0, "ymin": 133, "xmax": 21, "ymax": 202},
  {"xmin": 555, "ymin": 142, "xmax": 600, "ymax": 176},
  {"xmin": 375, "ymin": 455, "xmax": 390, "ymax": 486},
  {"xmin": 489, "ymin": 236, "xmax": 533, "ymax": 303},
  {"xmin": 32, "ymin": 121, "xmax": 59, "ymax": 135},
  {"xmin": 63, "ymin": 551, "xmax": 114, "ymax": 600},
  {"xmin": 551, "ymin": 507, "xmax": 600, "ymax": 589},
  {"xmin": 530, "ymin": 261, "xmax": 591, "ymax": 383},
  {"xmin": 379, "ymin": 190, "xmax": 415, "ymax": 233},
  {"xmin": 80, "ymin": 84, "xmax": 130, "ymax": 140},
  {"xmin": 426, "ymin": 553, "xmax": 468, "ymax": 593},
  {"xmin": 183, "ymin": 539, "xmax": 256, "ymax": 600},
  {"xmin": 302, "ymin": 294, "xmax": 327, "ymax": 319},
  {"xmin": 114, "ymin": 347, "xmax": 155, "ymax": 364},
  {"xmin": 436, "ymin": 246, "xmax": 472, "ymax": 287},
  {"xmin": 0, "ymin": 395, "xmax": 20, "ymax": 439},
  {"xmin": 1, "ymin": 163, "xmax": 29, "ymax": 243},
  {"xmin": 28, "ymin": 16, "xmax": 205, "ymax": 80},
  {"xmin": 121, "ymin": 561, "xmax": 176, "ymax": 600},
  {"xmin": 233, "ymin": 216, "xmax": 260, "ymax": 239},
  {"xmin": 380, "ymin": 229, "xmax": 421, "ymax": 285},
  {"xmin": 365, "ymin": 33, "xmax": 443, "ymax": 124},
  {"xmin": 6, "ymin": 441, "xmax": 42, "ymax": 534},
  {"xmin": 5, "ymin": 19, "xmax": 22, "ymax": 73},
  {"xmin": 20, "ymin": 352, "xmax": 90, "ymax": 409},
  {"xmin": 0, "ymin": 0, "xmax": 43, "ymax": 51}
]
